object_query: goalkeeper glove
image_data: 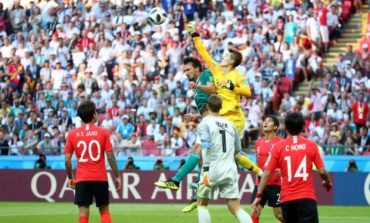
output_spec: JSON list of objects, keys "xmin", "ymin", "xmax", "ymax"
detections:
[
  {"xmin": 226, "ymin": 80, "xmax": 235, "ymax": 91},
  {"xmin": 186, "ymin": 22, "xmax": 200, "ymax": 38}
]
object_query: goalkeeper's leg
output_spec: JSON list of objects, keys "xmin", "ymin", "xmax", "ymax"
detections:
[
  {"xmin": 235, "ymin": 153, "xmax": 263, "ymax": 177},
  {"xmin": 154, "ymin": 143, "xmax": 201, "ymax": 190}
]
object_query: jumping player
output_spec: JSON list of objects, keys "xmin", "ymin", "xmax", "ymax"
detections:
[
  {"xmin": 155, "ymin": 57, "xmax": 263, "ymax": 212},
  {"xmin": 250, "ymin": 115, "xmax": 283, "ymax": 223},
  {"xmin": 197, "ymin": 94, "xmax": 252, "ymax": 223},
  {"xmin": 252, "ymin": 112, "xmax": 332, "ymax": 223},
  {"xmin": 65, "ymin": 101, "xmax": 121, "ymax": 223}
]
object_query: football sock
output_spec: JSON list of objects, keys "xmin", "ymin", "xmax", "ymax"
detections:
[
  {"xmin": 198, "ymin": 205, "xmax": 211, "ymax": 223},
  {"xmin": 251, "ymin": 215, "xmax": 259, "ymax": 223},
  {"xmin": 172, "ymin": 153, "xmax": 200, "ymax": 182},
  {"xmin": 100, "ymin": 211, "xmax": 111, "ymax": 223},
  {"xmin": 236, "ymin": 209, "xmax": 253, "ymax": 223},
  {"xmin": 238, "ymin": 155, "xmax": 263, "ymax": 177},
  {"xmin": 79, "ymin": 216, "xmax": 89, "ymax": 223}
]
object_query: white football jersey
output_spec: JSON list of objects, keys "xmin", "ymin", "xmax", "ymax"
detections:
[{"xmin": 197, "ymin": 115, "xmax": 241, "ymax": 185}]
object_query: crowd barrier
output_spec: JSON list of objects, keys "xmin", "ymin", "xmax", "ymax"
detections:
[
  {"xmin": 1, "ymin": 155, "xmax": 370, "ymax": 172},
  {"xmin": 0, "ymin": 170, "xmax": 369, "ymax": 206}
]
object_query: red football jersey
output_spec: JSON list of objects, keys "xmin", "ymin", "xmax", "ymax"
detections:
[
  {"xmin": 65, "ymin": 124, "xmax": 113, "ymax": 183},
  {"xmin": 255, "ymin": 136, "xmax": 282, "ymax": 186},
  {"xmin": 266, "ymin": 136, "xmax": 324, "ymax": 203}
]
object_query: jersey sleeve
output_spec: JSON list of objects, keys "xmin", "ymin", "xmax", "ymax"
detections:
[
  {"xmin": 265, "ymin": 144, "xmax": 279, "ymax": 172},
  {"xmin": 64, "ymin": 132, "xmax": 74, "ymax": 154},
  {"xmin": 205, "ymin": 70, "xmax": 214, "ymax": 83},
  {"xmin": 234, "ymin": 73, "xmax": 252, "ymax": 97},
  {"xmin": 312, "ymin": 143, "xmax": 324, "ymax": 169},
  {"xmin": 104, "ymin": 130, "xmax": 113, "ymax": 152},
  {"xmin": 193, "ymin": 37, "xmax": 219, "ymax": 78},
  {"xmin": 233, "ymin": 125, "xmax": 242, "ymax": 155},
  {"xmin": 197, "ymin": 121, "xmax": 211, "ymax": 150}
]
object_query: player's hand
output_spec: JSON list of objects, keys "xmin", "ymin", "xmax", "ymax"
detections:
[
  {"xmin": 275, "ymin": 168, "xmax": 281, "ymax": 177},
  {"xmin": 185, "ymin": 113, "xmax": 200, "ymax": 121},
  {"xmin": 188, "ymin": 81, "xmax": 198, "ymax": 90},
  {"xmin": 186, "ymin": 22, "xmax": 196, "ymax": 35},
  {"xmin": 115, "ymin": 176, "xmax": 122, "ymax": 192},
  {"xmin": 218, "ymin": 80, "xmax": 235, "ymax": 90},
  {"xmin": 322, "ymin": 180, "xmax": 332, "ymax": 192},
  {"xmin": 251, "ymin": 198, "xmax": 262, "ymax": 213},
  {"xmin": 68, "ymin": 179, "xmax": 76, "ymax": 189}
]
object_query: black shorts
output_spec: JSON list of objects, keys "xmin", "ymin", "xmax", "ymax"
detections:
[
  {"xmin": 251, "ymin": 185, "xmax": 281, "ymax": 208},
  {"xmin": 281, "ymin": 198, "xmax": 318, "ymax": 223},
  {"xmin": 74, "ymin": 181, "xmax": 109, "ymax": 207}
]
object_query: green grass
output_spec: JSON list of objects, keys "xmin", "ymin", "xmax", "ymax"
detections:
[{"xmin": 0, "ymin": 202, "xmax": 369, "ymax": 223}]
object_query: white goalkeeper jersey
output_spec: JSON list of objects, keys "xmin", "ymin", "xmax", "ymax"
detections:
[{"xmin": 197, "ymin": 115, "xmax": 241, "ymax": 185}]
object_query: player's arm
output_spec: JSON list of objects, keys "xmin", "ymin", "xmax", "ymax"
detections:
[
  {"xmin": 313, "ymin": 143, "xmax": 333, "ymax": 191},
  {"xmin": 105, "ymin": 130, "xmax": 122, "ymax": 191},
  {"xmin": 106, "ymin": 151, "xmax": 120, "ymax": 178},
  {"xmin": 195, "ymin": 81, "xmax": 217, "ymax": 95},
  {"xmin": 64, "ymin": 134, "xmax": 75, "ymax": 189},
  {"xmin": 233, "ymin": 76, "xmax": 252, "ymax": 97}
]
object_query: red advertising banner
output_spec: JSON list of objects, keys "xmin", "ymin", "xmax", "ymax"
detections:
[{"xmin": 0, "ymin": 170, "xmax": 333, "ymax": 205}]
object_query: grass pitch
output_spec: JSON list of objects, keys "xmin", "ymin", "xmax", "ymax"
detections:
[{"xmin": 0, "ymin": 202, "xmax": 369, "ymax": 223}]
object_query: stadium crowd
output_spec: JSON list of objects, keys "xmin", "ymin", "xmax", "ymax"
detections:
[{"xmin": 0, "ymin": 0, "xmax": 369, "ymax": 158}]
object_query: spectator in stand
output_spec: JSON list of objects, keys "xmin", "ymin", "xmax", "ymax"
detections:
[
  {"xmin": 153, "ymin": 157, "xmax": 169, "ymax": 171},
  {"xmin": 352, "ymin": 93, "xmax": 369, "ymax": 131},
  {"xmin": 116, "ymin": 115, "xmax": 134, "ymax": 140},
  {"xmin": 34, "ymin": 153, "xmax": 50, "ymax": 169},
  {"xmin": 0, "ymin": 128, "xmax": 9, "ymax": 155}
]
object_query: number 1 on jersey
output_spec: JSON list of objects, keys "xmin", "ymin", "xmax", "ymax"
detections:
[
  {"xmin": 219, "ymin": 130, "xmax": 226, "ymax": 153},
  {"xmin": 284, "ymin": 155, "xmax": 308, "ymax": 182}
]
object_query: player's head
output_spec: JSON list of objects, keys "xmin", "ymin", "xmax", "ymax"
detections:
[
  {"xmin": 284, "ymin": 112, "xmax": 305, "ymax": 135},
  {"xmin": 183, "ymin": 57, "xmax": 202, "ymax": 81},
  {"xmin": 262, "ymin": 115, "xmax": 279, "ymax": 133},
  {"xmin": 207, "ymin": 94, "xmax": 222, "ymax": 113},
  {"xmin": 77, "ymin": 100, "xmax": 97, "ymax": 123},
  {"xmin": 221, "ymin": 47, "xmax": 242, "ymax": 68}
]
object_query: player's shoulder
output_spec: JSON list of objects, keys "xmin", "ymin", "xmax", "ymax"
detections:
[
  {"xmin": 255, "ymin": 137, "xmax": 264, "ymax": 145},
  {"xmin": 202, "ymin": 69, "xmax": 212, "ymax": 76},
  {"xmin": 272, "ymin": 136, "xmax": 283, "ymax": 143}
]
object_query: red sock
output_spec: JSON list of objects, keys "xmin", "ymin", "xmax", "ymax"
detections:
[
  {"xmin": 79, "ymin": 216, "xmax": 88, "ymax": 223},
  {"xmin": 101, "ymin": 210, "xmax": 111, "ymax": 223},
  {"xmin": 251, "ymin": 216, "xmax": 259, "ymax": 223}
]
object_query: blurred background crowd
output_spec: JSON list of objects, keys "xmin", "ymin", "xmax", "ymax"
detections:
[{"xmin": 0, "ymin": 0, "xmax": 369, "ymax": 159}]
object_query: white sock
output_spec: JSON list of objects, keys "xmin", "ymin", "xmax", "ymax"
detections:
[
  {"xmin": 257, "ymin": 169, "xmax": 264, "ymax": 177},
  {"xmin": 236, "ymin": 209, "xmax": 252, "ymax": 223},
  {"xmin": 198, "ymin": 205, "xmax": 211, "ymax": 223}
]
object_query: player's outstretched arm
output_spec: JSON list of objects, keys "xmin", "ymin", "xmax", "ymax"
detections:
[
  {"xmin": 186, "ymin": 23, "xmax": 218, "ymax": 75},
  {"xmin": 107, "ymin": 151, "xmax": 122, "ymax": 191}
]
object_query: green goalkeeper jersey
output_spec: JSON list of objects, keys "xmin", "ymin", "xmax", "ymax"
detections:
[{"xmin": 194, "ymin": 70, "xmax": 214, "ymax": 114}]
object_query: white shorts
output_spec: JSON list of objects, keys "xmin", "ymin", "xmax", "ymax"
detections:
[
  {"xmin": 195, "ymin": 135, "xmax": 201, "ymax": 145},
  {"xmin": 320, "ymin": 25, "xmax": 329, "ymax": 43},
  {"xmin": 198, "ymin": 172, "xmax": 239, "ymax": 200}
]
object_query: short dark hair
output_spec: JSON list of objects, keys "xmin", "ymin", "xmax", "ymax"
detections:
[
  {"xmin": 207, "ymin": 94, "xmax": 222, "ymax": 112},
  {"xmin": 263, "ymin": 115, "xmax": 279, "ymax": 131},
  {"xmin": 229, "ymin": 47, "xmax": 242, "ymax": 68},
  {"xmin": 284, "ymin": 112, "xmax": 305, "ymax": 135},
  {"xmin": 77, "ymin": 100, "xmax": 96, "ymax": 123},
  {"xmin": 183, "ymin": 57, "xmax": 202, "ymax": 71}
]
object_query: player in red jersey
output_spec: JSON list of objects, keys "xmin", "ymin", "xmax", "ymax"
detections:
[
  {"xmin": 252, "ymin": 112, "xmax": 332, "ymax": 223},
  {"xmin": 250, "ymin": 115, "xmax": 283, "ymax": 223},
  {"xmin": 65, "ymin": 101, "xmax": 121, "ymax": 223}
]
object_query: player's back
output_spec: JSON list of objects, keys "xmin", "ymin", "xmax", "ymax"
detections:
[
  {"xmin": 65, "ymin": 124, "xmax": 112, "ymax": 183},
  {"xmin": 272, "ymin": 135, "xmax": 324, "ymax": 203},
  {"xmin": 200, "ymin": 115, "xmax": 239, "ymax": 185}
]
